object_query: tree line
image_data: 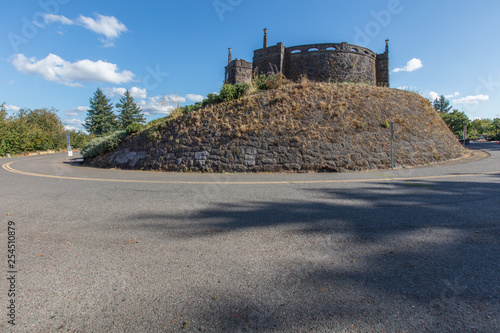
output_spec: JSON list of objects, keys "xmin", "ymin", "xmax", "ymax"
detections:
[
  {"xmin": 433, "ymin": 95, "xmax": 500, "ymax": 140},
  {"xmin": 0, "ymin": 103, "xmax": 89, "ymax": 157}
]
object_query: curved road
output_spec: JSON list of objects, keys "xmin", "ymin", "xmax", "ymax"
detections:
[{"xmin": 1, "ymin": 143, "xmax": 499, "ymax": 332}]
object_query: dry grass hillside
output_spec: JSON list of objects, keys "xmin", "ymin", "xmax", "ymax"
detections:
[{"xmin": 86, "ymin": 80, "xmax": 465, "ymax": 172}]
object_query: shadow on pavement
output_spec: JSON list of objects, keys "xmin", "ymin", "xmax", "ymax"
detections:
[{"xmin": 125, "ymin": 179, "xmax": 500, "ymax": 331}]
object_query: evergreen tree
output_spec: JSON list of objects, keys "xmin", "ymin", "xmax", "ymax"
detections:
[
  {"xmin": 116, "ymin": 90, "xmax": 145, "ymax": 129},
  {"xmin": 433, "ymin": 95, "xmax": 453, "ymax": 113},
  {"xmin": 84, "ymin": 88, "xmax": 118, "ymax": 136}
]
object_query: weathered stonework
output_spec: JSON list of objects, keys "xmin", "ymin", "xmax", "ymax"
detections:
[{"xmin": 225, "ymin": 30, "xmax": 390, "ymax": 87}]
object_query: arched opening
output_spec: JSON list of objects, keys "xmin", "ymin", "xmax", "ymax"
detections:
[
  {"xmin": 351, "ymin": 48, "xmax": 359, "ymax": 52},
  {"xmin": 308, "ymin": 48, "xmax": 319, "ymax": 52},
  {"xmin": 291, "ymin": 50, "xmax": 301, "ymax": 54},
  {"xmin": 326, "ymin": 47, "xmax": 337, "ymax": 51}
]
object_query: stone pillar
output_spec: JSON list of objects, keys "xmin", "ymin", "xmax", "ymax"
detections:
[
  {"xmin": 263, "ymin": 28, "xmax": 268, "ymax": 48},
  {"xmin": 228, "ymin": 48, "xmax": 232, "ymax": 64}
]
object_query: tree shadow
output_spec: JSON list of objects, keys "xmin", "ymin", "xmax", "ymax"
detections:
[{"xmin": 123, "ymin": 179, "xmax": 500, "ymax": 331}]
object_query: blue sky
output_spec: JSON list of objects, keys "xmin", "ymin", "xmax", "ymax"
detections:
[{"xmin": 1, "ymin": 0, "xmax": 499, "ymax": 131}]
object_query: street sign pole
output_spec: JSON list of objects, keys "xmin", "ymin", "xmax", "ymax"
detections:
[
  {"xmin": 391, "ymin": 121, "xmax": 394, "ymax": 170},
  {"xmin": 463, "ymin": 125, "xmax": 467, "ymax": 147},
  {"xmin": 66, "ymin": 133, "xmax": 73, "ymax": 157}
]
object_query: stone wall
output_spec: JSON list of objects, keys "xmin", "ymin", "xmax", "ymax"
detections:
[
  {"xmin": 252, "ymin": 42, "xmax": 385, "ymax": 85},
  {"xmin": 283, "ymin": 43, "xmax": 377, "ymax": 84},
  {"xmin": 91, "ymin": 128, "xmax": 464, "ymax": 173}
]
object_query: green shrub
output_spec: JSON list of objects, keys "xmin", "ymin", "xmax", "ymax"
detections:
[
  {"xmin": 81, "ymin": 130, "xmax": 127, "ymax": 159},
  {"xmin": 126, "ymin": 122, "xmax": 145, "ymax": 135},
  {"xmin": 234, "ymin": 83, "xmax": 251, "ymax": 98},
  {"xmin": 219, "ymin": 84, "xmax": 237, "ymax": 102},
  {"xmin": 180, "ymin": 102, "xmax": 202, "ymax": 114},
  {"xmin": 203, "ymin": 93, "xmax": 221, "ymax": 106},
  {"xmin": 254, "ymin": 74, "xmax": 275, "ymax": 90}
]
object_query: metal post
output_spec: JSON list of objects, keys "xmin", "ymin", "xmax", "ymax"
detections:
[
  {"xmin": 463, "ymin": 125, "xmax": 467, "ymax": 147},
  {"xmin": 66, "ymin": 133, "xmax": 73, "ymax": 157},
  {"xmin": 391, "ymin": 121, "xmax": 394, "ymax": 169}
]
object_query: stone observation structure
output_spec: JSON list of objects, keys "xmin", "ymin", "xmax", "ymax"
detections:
[{"xmin": 225, "ymin": 29, "xmax": 390, "ymax": 87}]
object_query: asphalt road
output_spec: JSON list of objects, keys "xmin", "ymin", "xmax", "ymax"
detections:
[{"xmin": 1, "ymin": 143, "xmax": 499, "ymax": 332}]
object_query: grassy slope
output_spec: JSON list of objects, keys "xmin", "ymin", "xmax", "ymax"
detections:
[{"xmin": 88, "ymin": 81, "xmax": 465, "ymax": 172}]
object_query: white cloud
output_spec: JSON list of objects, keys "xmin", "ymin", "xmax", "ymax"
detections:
[
  {"xmin": 64, "ymin": 125, "xmax": 81, "ymax": 131},
  {"xmin": 105, "ymin": 87, "xmax": 127, "ymax": 98},
  {"xmin": 429, "ymin": 91, "xmax": 440, "ymax": 101},
  {"xmin": 77, "ymin": 14, "xmax": 127, "ymax": 39},
  {"xmin": 453, "ymin": 94, "xmax": 489, "ymax": 105},
  {"xmin": 393, "ymin": 58, "xmax": 423, "ymax": 73},
  {"xmin": 445, "ymin": 92, "xmax": 460, "ymax": 99},
  {"xmin": 64, "ymin": 106, "xmax": 87, "ymax": 116},
  {"xmin": 164, "ymin": 94, "xmax": 186, "ymax": 104},
  {"xmin": 64, "ymin": 118, "xmax": 85, "ymax": 131},
  {"xmin": 185, "ymin": 94, "xmax": 205, "ymax": 103},
  {"xmin": 130, "ymin": 87, "xmax": 148, "ymax": 99},
  {"xmin": 42, "ymin": 13, "xmax": 127, "ymax": 47},
  {"xmin": 5, "ymin": 105, "xmax": 21, "ymax": 112},
  {"xmin": 429, "ymin": 91, "xmax": 462, "ymax": 102},
  {"xmin": 11, "ymin": 53, "xmax": 134, "ymax": 87},
  {"xmin": 105, "ymin": 87, "xmax": 147, "ymax": 99},
  {"xmin": 43, "ymin": 14, "xmax": 74, "ymax": 25},
  {"xmin": 65, "ymin": 118, "xmax": 84, "ymax": 125},
  {"xmin": 137, "ymin": 96, "xmax": 175, "ymax": 115}
]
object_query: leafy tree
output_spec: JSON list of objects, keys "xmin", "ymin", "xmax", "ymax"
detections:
[
  {"xmin": 470, "ymin": 119, "xmax": 485, "ymax": 135},
  {"xmin": 26, "ymin": 108, "xmax": 66, "ymax": 150},
  {"xmin": 433, "ymin": 95, "xmax": 453, "ymax": 113},
  {"xmin": 493, "ymin": 118, "xmax": 500, "ymax": 139},
  {"xmin": 0, "ymin": 103, "xmax": 12, "ymax": 155},
  {"xmin": 116, "ymin": 90, "xmax": 145, "ymax": 129},
  {"xmin": 84, "ymin": 88, "xmax": 118, "ymax": 136},
  {"xmin": 440, "ymin": 109, "xmax": 470, "ymax": 137}
]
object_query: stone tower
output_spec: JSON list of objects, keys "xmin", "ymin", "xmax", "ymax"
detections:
[
  {"xmin": 376, "ymin": 39, "xmax": 390, "ymax": 87},
  {"xmin": 224, "ymin": 48, "xmax": 252, "ymax": 85}
]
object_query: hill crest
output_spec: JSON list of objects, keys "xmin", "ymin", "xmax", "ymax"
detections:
[{"xmin": 85, "ymin": 81, "xmax": 465, "ymax": 172}]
